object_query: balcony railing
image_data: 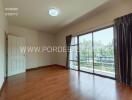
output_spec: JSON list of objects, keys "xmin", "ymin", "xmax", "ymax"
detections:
[{"xmin": 80, "ymin": 56, "xmax": 115, "ymax": 77}]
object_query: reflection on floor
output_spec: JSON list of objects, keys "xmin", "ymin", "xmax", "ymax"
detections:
[{"xmin": 71, "ymin": 66, "xmax": 115, "ymax": 77}]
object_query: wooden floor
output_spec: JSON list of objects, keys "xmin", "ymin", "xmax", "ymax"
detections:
[{"xmin": 0, "ymin": 66, "xmax": 132, "ymax": 100}]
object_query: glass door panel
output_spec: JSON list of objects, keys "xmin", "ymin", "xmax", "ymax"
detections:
[
  {"xmin": 69, "ymin": 36, "xmax": 78, "ymax": 70},
  {"xmin": 93, "ymin": 27, "xmax": 115, "ymax": 77},
  {"xmin": 79, "ymin": 33, "xmax": 93, "ymax": 73}
]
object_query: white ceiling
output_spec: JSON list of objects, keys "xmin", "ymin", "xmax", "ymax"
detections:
[{"xmin": 4, "ymin": 0, "xmax": 109, "ymax": 34}]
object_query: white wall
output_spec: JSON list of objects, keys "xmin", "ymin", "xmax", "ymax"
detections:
[
  {"xmin": 55, "ymin": 0, "xmax": 132, "ymax": 66},
  {"xmin": 8, "ymin": 25, "xmax": 55, "ymax": 69},
  {"xmin": 0, "ymin": 0, "xmax": 8, "ymax": 89},
  {"xmin": 38, "ymin": 33, "xmax": 56, "ymax": 66}
]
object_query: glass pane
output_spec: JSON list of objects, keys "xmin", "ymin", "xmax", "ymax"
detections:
[
  {"xmin": 79, "ymin": 33, "xmax": 93, "ymax": 73},
  {"xmin": 70, "ymin": 61, "xmax": 78, "ymax": 70},
  {"xmin": 69, "ymin": 36, "xmax": 78, "ymax": 70},
  {"xmin": 69, "ymin": 46, "xmax": 78, "ymax": 61},
  {"xmin": 93, "ymin": 27, "xmax": 115, "ymax": 77},
  {"xmin": 71, "ymin": 36, "xmax": 77, "ymax": 45}
]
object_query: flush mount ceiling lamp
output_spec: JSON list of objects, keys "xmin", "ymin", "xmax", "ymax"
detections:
[{"xmin": 49, "ymin": 8, "xmax": 60, "ymax": 16}]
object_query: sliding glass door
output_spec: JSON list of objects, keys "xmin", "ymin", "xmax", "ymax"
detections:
[
  {"xmin": 79, "ymin": 33, "xmax": 93, "ymax": 73},
  {"xmin": 69, "ymin": 26, "xmax": 115, "ymax": 78},
  {"xmin": 93, "ymin": 27, "xmax": 115, "ymax": 77}
]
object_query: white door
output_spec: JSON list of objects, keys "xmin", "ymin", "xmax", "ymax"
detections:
[{"xmin": 8, "ymin": 35, "xmax": 26, "ymax": 76}]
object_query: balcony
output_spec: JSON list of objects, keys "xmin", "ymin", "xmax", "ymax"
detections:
[{"xmin": 80, "ymin": 56, "xmax": 115, "ymax": 77}]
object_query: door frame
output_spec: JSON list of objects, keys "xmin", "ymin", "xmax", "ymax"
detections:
[
  {"xmin": 7, "ymin": 35, "xmax": 26, "ymax": 76},
  {"xmin": 71, "ymin": 25, "xmax": 115, "ymax": 80},
  {"xmin": 5, "ymin": 33, "xmax": 8, "ymax": 78}
]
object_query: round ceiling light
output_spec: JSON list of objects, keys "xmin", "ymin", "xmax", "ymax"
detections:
[{"xmin": 49, "ymin": 8, "xmax": 59, "ymax": 16}]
